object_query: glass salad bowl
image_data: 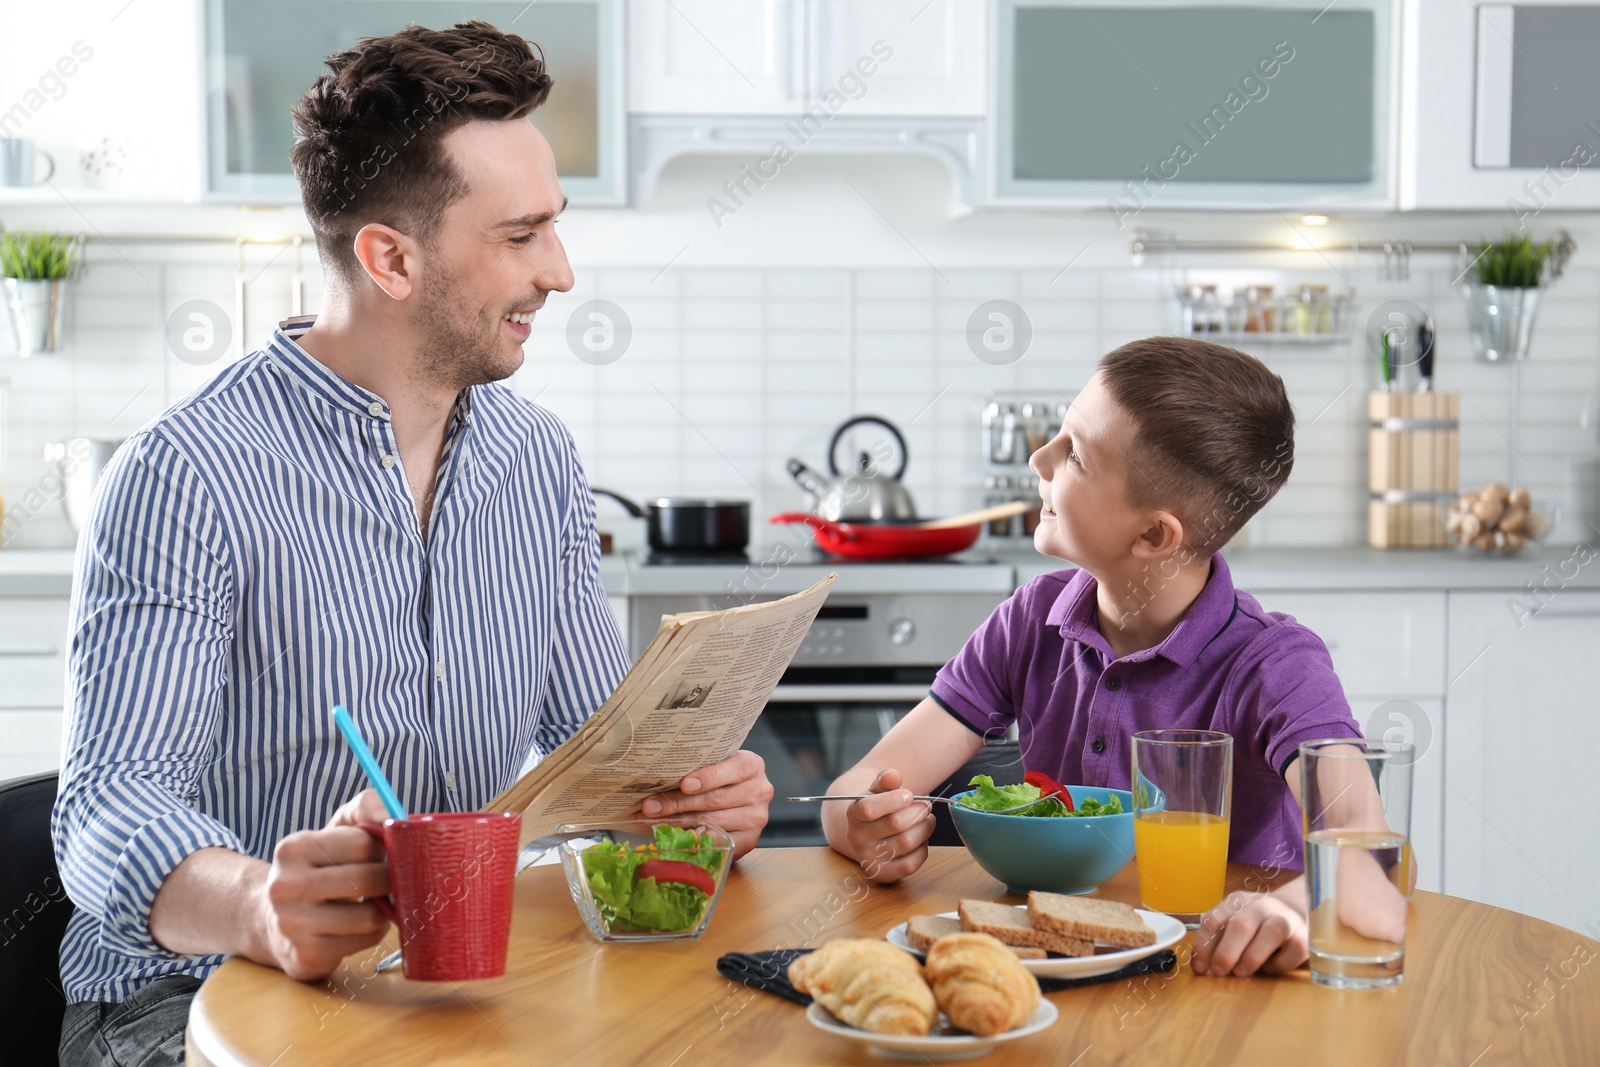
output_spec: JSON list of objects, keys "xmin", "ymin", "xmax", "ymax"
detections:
[{"xmin": 558, "ymin": 820, "xmax": 734, "ymax": 943}]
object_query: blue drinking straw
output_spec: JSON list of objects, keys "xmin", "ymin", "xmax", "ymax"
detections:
[{"xmin": 331, "ymin": 704, "xmax": 408, "ymax": 820}]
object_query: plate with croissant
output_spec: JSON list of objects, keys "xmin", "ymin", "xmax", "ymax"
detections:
[
  {"xmin": 793, "ymin": 935, "xmax": 1058, "ymax": 1061},
  {"xmin": 886, "ymin": 891, "xmax": 1184, "ymax": 979}
]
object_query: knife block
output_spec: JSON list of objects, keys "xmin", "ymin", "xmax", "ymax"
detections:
[{"xmin": 1368, "ymin": 391, "xmax": 1459, "ymax": 549}]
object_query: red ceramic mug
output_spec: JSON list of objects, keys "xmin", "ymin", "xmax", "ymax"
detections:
[{"xmin": 359, "ymin": 811, "xmax": 521, "ymax": 981}]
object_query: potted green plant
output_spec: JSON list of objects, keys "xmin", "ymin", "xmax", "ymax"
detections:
[
  {"xmin": 2, "ymin": 229, "xmax": 81, "ymax": 356},
  {"xmin": 1461, "ymin": 231, "xmax": 1557, "ymax": 364}
]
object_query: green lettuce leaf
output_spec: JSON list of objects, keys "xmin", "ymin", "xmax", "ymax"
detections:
[
  {"xmin": 957, "ymin": 775, "xmax": 1124, "ymax": 817},
  {"xmin": 581, "ymin": 824, "xmax": 719, "ymax": 933},
  {"xmin": 959, "ymin": 775, "xmax": 1068, "ymax": 817}
]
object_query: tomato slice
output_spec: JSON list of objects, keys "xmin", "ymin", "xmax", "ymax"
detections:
[
  {"xmin": 1023, "ymin": 770, "xmax": 1075, "ymax": 812},
  {"xmin": 637, "ymin": 858, "xmax": 716, "ymax": 896}
]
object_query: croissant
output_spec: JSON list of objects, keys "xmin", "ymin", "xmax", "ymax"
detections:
[
  {"xmin": 924, "ymin": 933, "xmax": 1041, "ymax": 1036},
  {"xmin": 788, "ymin": 939, "xmax": 938, "ymax": 1036}
]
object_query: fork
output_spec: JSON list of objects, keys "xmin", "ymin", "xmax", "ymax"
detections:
[{"xmin": 785, "ymin": 794, "xmax": 1066, "ymax": 815}]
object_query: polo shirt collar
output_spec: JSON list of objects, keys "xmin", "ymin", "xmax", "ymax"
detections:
[
  {"xmin": 265, "ymin": 315, "xmax": 474, "ymax": 429},
  {"xmin": 1045, "ymin": 553, "xmax": 1238, "ymax": 667}
]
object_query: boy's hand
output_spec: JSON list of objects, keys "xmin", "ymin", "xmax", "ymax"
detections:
[
  {"xmin": 1191, "ymin": 877, "xmax": 1309, "ymax": 977},
  {"xmin": 843, "ymin": 769, "xmax": 937, "ymax": 883}
]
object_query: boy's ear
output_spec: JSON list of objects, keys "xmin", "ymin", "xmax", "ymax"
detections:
[{"xmin": 1130, "ymin": 509, "xmax": 1186, "ymax": 560}]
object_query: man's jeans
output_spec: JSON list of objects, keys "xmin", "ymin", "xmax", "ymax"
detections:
[{"xmin": 59, "ymin": 975, "xmax": 203, "ymax": 1067}]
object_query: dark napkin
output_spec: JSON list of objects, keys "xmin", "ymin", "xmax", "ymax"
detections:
[{"xmin": 717, "ymin": 947, "xmax": 1178, "ymax": 1003}]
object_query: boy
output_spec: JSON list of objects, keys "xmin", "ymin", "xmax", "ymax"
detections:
[{"xmin": 823, "ymin": 337, "xmax": 1364, "ymax": 978}]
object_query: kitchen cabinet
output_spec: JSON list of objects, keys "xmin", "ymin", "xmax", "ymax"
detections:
[
  {"xmin": 0, "ymin": 597, "xmax": 69, "ymax": 709},
  {"xmin": 627, "ymin": 0, "xmax": 985, "ymax": 116},
  {"xmin": 0, "ymin": 710, "xmax": 64, "ymax": 780},
  {"xmin": 1403, "ymin": 0, "xmax": 1600, "ymax": 210},
  {"xmin": 992, "ymin": 0, "xmax": 1399, "ymax": 209},
  {"xmin": 204, "ymin": 0, "xmax": 624, "ymax": 202},
  {"xmin": 1444, "ymin": 591, "xmax": 1600, "ymax": 935},
  {"xmin": 0, "ymin": 596, "xmax": 68, "ymax": 780},
  {"xmin": 1259, "ymin": 592, "xmax": 1446, "ymax": 700}
]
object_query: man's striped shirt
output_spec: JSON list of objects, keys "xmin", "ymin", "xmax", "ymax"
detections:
[{"xmin": 53, "ymin": 317, "xmax": 628, "ymax": 1003}]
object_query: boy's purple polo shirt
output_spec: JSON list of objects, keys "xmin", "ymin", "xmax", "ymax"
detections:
[{"xmin": 931, "ymin": 553, "xmax": 1358, "ymax": 870}]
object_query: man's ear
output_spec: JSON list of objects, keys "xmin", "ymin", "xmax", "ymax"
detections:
[
  {"xmin": 1131, "ymin": 509, "xmax": 1186, "ymax": 561},
  {"xmin": 351, "ymin": 223, "xmax": 418, "ymax": 301}
]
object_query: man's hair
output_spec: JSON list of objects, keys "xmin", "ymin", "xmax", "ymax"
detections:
[
  {"xmin": 1097, "ymin": 337, "xmax": 1295, "ymax": 556},
  {"xmin": 290, "ymin": 20, "xmax": 553, "ymax": 282}
]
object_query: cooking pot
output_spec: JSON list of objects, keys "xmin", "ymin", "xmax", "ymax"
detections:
[
  {"xmin": 593, "ymin": 489, "xmax": 749, "ymax": 554},
  {"xmin": 769, "ymin": 513, "xmax": 980, "ymax": 560},
  {"xmin": 43, "ymin": 437, "xmax": 124, "ymax": 534},
  {"xmin": 787, "ymin": 415, "xmax": 917, "ymax": 523}
]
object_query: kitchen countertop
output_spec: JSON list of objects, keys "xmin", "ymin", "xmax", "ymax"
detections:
[
  {"xmin": 5, "ymin": 543, "xmax": 1598, "ymax": 598},
  {"xmin": 0, "ymin": 548, "xmax": 633, "ymax": 599},
  {"xmin": 1003, "ymin": 544, "xmax": 1600, "ymax": 592}
]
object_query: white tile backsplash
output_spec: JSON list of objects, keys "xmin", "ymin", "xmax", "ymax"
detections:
[{"xmin": 4, "ymin": 243, "xmax": 1600, "ymax": 552}]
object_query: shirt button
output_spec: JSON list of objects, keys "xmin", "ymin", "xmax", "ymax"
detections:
[
  {"xmin": 380, "ymin": 454, "xmax": 398, "ymax": 469},
  {"xmin": 367, "ymin": 401, "xmax": 385, "ymax": 417},
  {"xmin": 444, "ymin": 770, "xmax": 457, "ymax": 791},
  {"xmin": 1106, "ymin": 677, "xmax": 1122, "ymax": 691},
  {"xmin": 435, "ymin": 660, "xmax": 446, "ymax": 680},
  {"xmin": 1092, "ymin": 738, "xmax": 1106, "ymax": 754}
]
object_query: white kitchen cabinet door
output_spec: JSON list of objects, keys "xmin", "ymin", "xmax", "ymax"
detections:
[
  {"xmin": 0, "ymin": 598, "xmax": 70, "ymax": 709},
  {"xmin": 1445, "ymin": 591, "xmax": 1600, "ymax": 934},
  {"xmin": 629, "ymin": 1, "xmax": 801, "ymax": 114},
  {"xmin": 813, "ymin": 0, "xmax": 986, "ymax": 116},
  {"xmin": 0, "ymin": 710, "xmax": 64, "ymax": 780},
  {"xmin": 1403, "ymin": 0, "xmax": 1600, "ymax": 209},
  {"xmin": 1247, "ymin": 592, "xmax": 1447, "ymax": 698},
  {"xmin": 628, "ymin": 0, "xmax": 985, "ymax": 116}
]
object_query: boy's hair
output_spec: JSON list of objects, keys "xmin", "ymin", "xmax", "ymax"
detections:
[
  {"xmin": 1097, "ymin": 337, "xmax": 1294, "ymax": 556},
  {"xmin": 290, "ymin": 21, "xmax": 553, "ymax": 283}
]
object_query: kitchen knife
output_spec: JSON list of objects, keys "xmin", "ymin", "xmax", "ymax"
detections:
[{"xmin": 1417, "ymin": 316, "xmax": 1435, "ymax": 392}]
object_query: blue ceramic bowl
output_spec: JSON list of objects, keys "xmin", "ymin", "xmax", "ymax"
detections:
[{"xmin": 949, "ymin": 786, "xmax": 1136, "ymax": 895}]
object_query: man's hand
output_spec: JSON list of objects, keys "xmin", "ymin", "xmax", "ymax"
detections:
[
  {"xmin": 249, "ymin": 789, "xmax": 393, "ymax": 981},
  {"xmin": 843, "ymin": 769, "xmax": 936, "ymax": 884},
  {"xmin": 1190, "ymin": 877, "xmax": 1310, "ymax": 978},
  {"xmin": 640, "ymin": 750, "xmax": 774, "ymax": 858}
]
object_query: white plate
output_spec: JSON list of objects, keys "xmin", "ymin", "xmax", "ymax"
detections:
[
  {"xmin": 805, "ymin": 999, "xmax": 1058, "ymax": 1062},
  {"xmin": 886, "ymin": 907, "xmax": 1184, "ymax": 980}
]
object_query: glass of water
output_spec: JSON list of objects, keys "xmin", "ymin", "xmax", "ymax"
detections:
[{"xmin": 1298, "ymin": 738, "xmax": 1415, "ymax": 989}]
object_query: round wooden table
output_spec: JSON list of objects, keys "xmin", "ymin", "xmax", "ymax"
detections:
[{"xmin": 186, "ymin": 847, "xmax": 1600, "ymax": 1065}]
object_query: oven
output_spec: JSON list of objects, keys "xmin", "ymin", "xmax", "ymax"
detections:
[{"xmin": 630, "ymin": 567, "xmax": 1014, "ymax": 846}]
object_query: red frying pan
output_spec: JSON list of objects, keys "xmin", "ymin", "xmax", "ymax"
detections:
[{"xmin": 769, "ymin": 513, "xmax": 983, "ymax": 560}]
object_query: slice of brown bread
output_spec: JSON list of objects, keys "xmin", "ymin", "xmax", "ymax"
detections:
[
  {"xmin": 1027, "ymin": 891, "xmax": 1157, "ymax": 948},
  {"xmin": 907, "ymin": 915, "xmax": 1048, "ymax": 959},
  {"xmin": 905, "ymin": 914, "xmax": 963, "ymax": 952},
  {"xmin": 957, "ymin": 899, "xmax": 1093, "ymax": 956}
]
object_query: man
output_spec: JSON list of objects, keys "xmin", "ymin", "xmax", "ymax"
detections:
[{"xmin": 53, "ymin": 22, "xmax": 772, "ymax": 1063}]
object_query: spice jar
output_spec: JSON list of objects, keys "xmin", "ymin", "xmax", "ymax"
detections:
[
  {"xmin": 986, "ymin": 474, "xmax": 1018, "ymax": 536},
  {"xmin": 1295, "ymin": 284, "xmax": 1331, "ymax": 335},
  {"xmin": 1242, "ymin": 285, "xmax": 1275, "ymax": 333},
  {"xmin": 1019, "ymin": 476, "xmax": 1042, "ymax": 535}
]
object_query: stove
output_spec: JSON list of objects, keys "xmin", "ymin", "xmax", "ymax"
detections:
[{"xmin": 624, "ymin": 548, "xmax": 1017, "ymax": 845}]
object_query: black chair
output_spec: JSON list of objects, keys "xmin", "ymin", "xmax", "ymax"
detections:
[
  {"xmin": 0, "ymin": 771, "xmax": 74, "ymax": 1066},
  {"xmin": 928, "ymin": 740, "xmax": 1023, "ymax": 846}
]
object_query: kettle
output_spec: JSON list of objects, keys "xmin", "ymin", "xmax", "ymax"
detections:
[
  {"xmin": 787, "ymin": 415, "xmax": 917, "ymax": 523},
  {"xmin": 43, "ymin": 437, "xmax": 125, "ymax": 534}
]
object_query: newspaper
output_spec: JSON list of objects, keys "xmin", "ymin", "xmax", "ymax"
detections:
[{"xmin": 483, "ymin": 573, "xmax": 837, "ymax": 839}]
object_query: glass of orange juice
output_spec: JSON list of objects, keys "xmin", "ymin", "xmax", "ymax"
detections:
[{"xmin": 1131, "ymin": 729, "xmax": 1232, "ymax": 926}]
